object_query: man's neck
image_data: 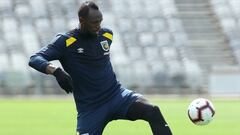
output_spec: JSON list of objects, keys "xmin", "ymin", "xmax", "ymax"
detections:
[{"xmin": 79, "ymin": 28, "xmax": 97, "ymax": 38}]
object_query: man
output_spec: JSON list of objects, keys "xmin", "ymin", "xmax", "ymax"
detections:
[{"xmin": 29, "ymin": 1, "xmax": 172, "ymax": 135}]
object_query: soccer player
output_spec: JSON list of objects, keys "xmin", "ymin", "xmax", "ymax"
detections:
[{"xmin": 28, "ymin": 1, "xmax": 172, "ymax": 135}]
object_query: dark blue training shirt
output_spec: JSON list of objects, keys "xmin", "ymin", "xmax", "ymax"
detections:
[{"xmin": 29, "ymin": 28, "xmax": 121, "ymax": 112}]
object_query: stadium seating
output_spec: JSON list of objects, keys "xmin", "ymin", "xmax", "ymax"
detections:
[
  {"xmin": 211, "ymin": 0, "xmax": 240, "ymax": 64},
  {"xmin": 0, "ymin": 0, "xmax": 239, "ymax": 95},
  {"xmin": 109, "ymin": 0, "xmax": 207, "ymax": 94}
]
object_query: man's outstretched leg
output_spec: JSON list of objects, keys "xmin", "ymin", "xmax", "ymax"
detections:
[{"xmin": 127, "ymin": 98, "xmax": 172, "ymax": 135}]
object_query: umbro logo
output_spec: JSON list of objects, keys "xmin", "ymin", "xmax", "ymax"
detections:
[{"xmin": 77, "ymin": 48, "xmax": 84, "ymax": 53}]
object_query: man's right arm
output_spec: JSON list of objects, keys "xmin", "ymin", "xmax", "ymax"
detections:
[
  {"xmin": 28, "ymin": 55, "xmax": 57, "ymax": 74},
  {"xmin": 28, "ymin": 35, "xmax": 73, "ymax": 93},
  {"xmin": 28, "ymin": 35, "xmax": 66, "ymax": 74}
]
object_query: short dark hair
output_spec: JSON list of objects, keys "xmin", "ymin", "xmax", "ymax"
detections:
[{"xmin": 78, "ymin": 1, "xmax": 99, "ymax": 19}]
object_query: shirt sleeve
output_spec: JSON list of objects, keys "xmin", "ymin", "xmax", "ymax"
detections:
[{"xmin": 28, "ymin": 34, "xmax": 66, "ymax": 74}]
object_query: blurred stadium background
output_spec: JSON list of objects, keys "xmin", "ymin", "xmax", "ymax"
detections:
[{"xmin": 1, "ymin": 0, "xmax": 240, "ymax": 96}]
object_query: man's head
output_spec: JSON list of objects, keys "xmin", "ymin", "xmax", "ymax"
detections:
[{"xmin": 78, "ymin": 1, "xmax": 102, "ymax": 35}]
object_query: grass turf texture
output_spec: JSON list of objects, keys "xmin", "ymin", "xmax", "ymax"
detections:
[{"xmin": 0, "ymin": 98, "xmax": 239, "ymax": 135}]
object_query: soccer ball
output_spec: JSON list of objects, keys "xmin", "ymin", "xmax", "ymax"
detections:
[{"xmin": 188, "ymin": 98, "xmax": 215, "ymax": 125}]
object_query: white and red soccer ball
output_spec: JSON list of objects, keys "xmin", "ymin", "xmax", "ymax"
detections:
[{"xmin": 188, "ymin": 98, "xmax": 215, "ymax": 125}]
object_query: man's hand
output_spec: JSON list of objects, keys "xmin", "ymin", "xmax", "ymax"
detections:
[{"xmin": 53, "ymin": 68, "xmax": 73, "ymax": 94}]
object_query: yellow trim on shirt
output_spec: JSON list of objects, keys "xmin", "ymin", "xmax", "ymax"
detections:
[
  {"xmin": 103, "ymin": 32, "xmax": 113, "ymax": 41},
  {"xmin": 66, "ymin": 37, "xmax": 77, "ymax": 47}
]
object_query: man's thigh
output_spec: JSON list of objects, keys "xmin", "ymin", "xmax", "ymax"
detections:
[
  {"xmin": 77, "ymin": 105, "xmax": 110, "ymax": 135},
  {"xmin": 110, "ymin": 88, "xmax": 143, "ymax": 120}
]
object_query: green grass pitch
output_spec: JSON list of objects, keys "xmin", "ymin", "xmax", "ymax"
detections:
[{"xmin": 0, "ymin": 97, "xmax": 239, "ymax": 135}]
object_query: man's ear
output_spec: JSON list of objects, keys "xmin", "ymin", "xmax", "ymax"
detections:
[{"xmin": 79, "ymin": 17, "xmax": 85, "ymax": 24}]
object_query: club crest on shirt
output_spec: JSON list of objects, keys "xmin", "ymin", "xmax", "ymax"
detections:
[{"xmin": 100, "ymin": 40, "xmax": 109, "ymax": 51}]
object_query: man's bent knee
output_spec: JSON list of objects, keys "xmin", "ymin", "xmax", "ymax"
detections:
[{"xmin": 144, "ymin": 105, "xmax": 161, "ymax": 122}]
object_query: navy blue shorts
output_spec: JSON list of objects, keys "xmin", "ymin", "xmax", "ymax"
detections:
[{"xmin": 76, "ymin": 88, "xmax": 142, "ymax": 135}]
